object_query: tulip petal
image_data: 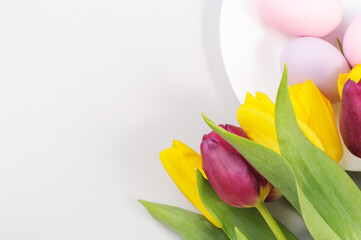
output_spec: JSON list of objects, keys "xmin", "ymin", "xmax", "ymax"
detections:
[
  {"xmin": 202, "ymin": 124, "xmax": 277, "ymax": 206},
  {"xmin": 338, "ymin": 64, "xmax": 361, "ymax": 99},
  {"xmin": 289, "ymin": 80, "xmax": 343, "ymax": 162},
  {"xmin": 159, "ymin": 140, "xmax": 220, "ymax": 227},
  {"xmin": 201, "ymin": 137, "xmax": 264, "ymax": 208},
  {"xmin": 340, "ymin": 80, "xmax": 361, "ymax": 158},
  {"xmin": 337, "ymin": 73, "xmax": 349, "ymax": 99},
  {"xmin": 265, "ymin": 187, "xmax": 282, "ymax": 202},
  {"xmin": 237, "ymin": 92, "xmax": 324, "ymax": 153},
  {"xmin": 237, "ymin": 93, "xmax": 280, "ymax": 153}
]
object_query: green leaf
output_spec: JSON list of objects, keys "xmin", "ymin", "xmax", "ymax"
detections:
[
  {"xmin": 139, "ymin": 200, "xmax": 229, "ymax": 240},
  {"xmin": 196, "ymin": 171, "xmax": 298, "ymax": 240},
  {"xmin": 201, "ymin": 114, "xmax": 300, "ymax": 213},
  {"xmin": 296, "ymin": 183, "xmax": 341, "ymax": 240},
  {"xmin": 235, "ymin": 227, "xmax": 249, "ymax": 240},
  {"xmin": 275, "ymin": 65, "xmax": 361, "ymax": 239},
  {"xmin": 201, "ymin": 66, "xmax": 361, "ymax": 239}
]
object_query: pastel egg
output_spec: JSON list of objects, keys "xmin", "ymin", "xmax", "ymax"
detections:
[
  {"xmin": 257, "ymin": 0, "xmax": 343, "ymax": 37},
  {"xmin": 280, "ymin": 37, "xmax": 350, "ymax": 102},
  {"xmin": 343, "ymin": 16, "xmax": 361, "ymax": 67}
]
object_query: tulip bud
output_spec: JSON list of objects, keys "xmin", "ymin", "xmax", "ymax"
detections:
[
  {"xmin": 340, "ymin": 80, "xmax": 361, "ymax": 158},
  {"xmin": 200, "ymin": 124, "xmax": 281, "ymax": 208}
]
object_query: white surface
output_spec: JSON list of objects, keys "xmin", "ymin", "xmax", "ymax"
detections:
[
  {"xmin": 0, "ymin": 1, "xmax": 360, "ymax": 239},
  {"xmin": 220, "ymin": 0, "xmax": 361, "ymax": 171},
  {"xmin": 0, "ymin": 0, "xmax": 242, "ymax": 239},
  {"xmin": 220, "ymin": 0, "xmax": 293, "ymax": 102}
]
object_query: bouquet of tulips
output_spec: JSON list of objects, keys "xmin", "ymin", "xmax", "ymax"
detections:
[{"xmin": 139, "ymin": 64, "xmax": 361, "ymax": 240}]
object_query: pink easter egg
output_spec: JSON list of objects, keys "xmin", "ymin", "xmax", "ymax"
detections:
[
  {"xmin": 257, "ymin": 0, "xmax": 343, "ymax": 37},
  {"xmin": 280, "ymin": 37, "xmax": 350, "ymax": 102},
  {"xmin": 343, "ymin": 15, "xmax": 361, "ymax": 67}
]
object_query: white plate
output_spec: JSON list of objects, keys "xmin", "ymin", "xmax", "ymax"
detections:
[{"xmin": 220, "ymin": 0, "xmax": 361, "ymax": 171}]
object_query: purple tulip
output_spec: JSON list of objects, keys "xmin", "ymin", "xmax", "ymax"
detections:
[
  {"xmin": 200, "ymin": 124, "xmax": 281, "ymax": 208},
  {"xmin": 340, "ymin": 80, "xmax": 361, "ymax": 158}
]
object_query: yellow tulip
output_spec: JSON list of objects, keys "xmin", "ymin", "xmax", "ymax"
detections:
[
  {"xmin": 159, "ymin": 140, "xmax": 221, "ymax": 228},
  {"xmin": 237, "ymin": 80, "xmax": 343, "ymax": 162},
  {"xmin": 289, "ymin": 81, "xmax": 343, "ymax": 162},
  {"xmin": 338, "ymin": 64, "xmax": 361, "ymax": 99}
]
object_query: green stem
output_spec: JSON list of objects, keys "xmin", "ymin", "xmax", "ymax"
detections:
[
  {"xmin": 337, "ymin": 37, "xmax": 352, "ymax": 68},
  {"xmin": 256, "ymin": 202, "xmax": 287, "ymax": 240},
  {"xmin": 337, "ymin": 38, "xmax": 344, "ymax": 56}
]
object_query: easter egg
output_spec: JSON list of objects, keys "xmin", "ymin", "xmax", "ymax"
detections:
[
  {"xmin": 280, "ymin": 37, "xmax": 350, "ymax": 102},
  {"xmin": 343, "ymin": 16, "xmax": 361, "ymax": 67},
  {"xmin": 257, "ymin": 0, "xmax": 343, "ymax": 37}
]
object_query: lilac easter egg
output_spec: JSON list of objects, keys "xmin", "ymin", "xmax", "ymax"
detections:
[
  {"xmin": 280, "ymin": 37, "xmax": 350, "ymax": 102},
  {"xmin": 343, "ymin": 16, "xmax": 361, "ymax": 67},
  {"xmin": 257, "ymin": 0, "xmax": 343, "ymax": 37}
]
